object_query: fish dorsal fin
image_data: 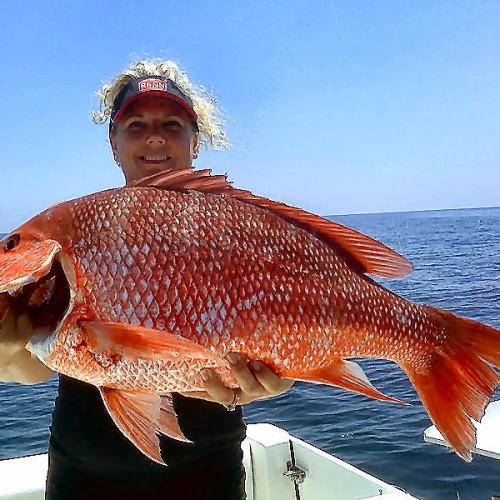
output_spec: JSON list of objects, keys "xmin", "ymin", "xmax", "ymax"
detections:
[{"xmin": 132, "ymin": 169, "xmax": 413, "ymax": 278}]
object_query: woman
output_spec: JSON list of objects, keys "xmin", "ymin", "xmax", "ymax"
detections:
[{"xmin": 0, "ymin": 59, "xmax": 292, "ymax": 499}]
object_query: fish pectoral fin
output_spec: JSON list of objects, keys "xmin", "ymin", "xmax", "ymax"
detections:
[
  {"xmin": 99, "ymin": 388, "xmax": 190, "ymax": 466},
  {"xmin": 297, "ymin": 360, "xmax": 407, "ymax": 405},
  {"xmin": 81, "ymin": 321, "xmax": 222, "ymax": 363}
]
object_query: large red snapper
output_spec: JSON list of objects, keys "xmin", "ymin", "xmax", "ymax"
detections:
[{"xmin": 0, "ymin": 168, "xmax": 499, "ymax": 464}]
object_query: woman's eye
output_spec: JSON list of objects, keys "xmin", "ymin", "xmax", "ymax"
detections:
[
  {"xmin": 163, "ymin": 120, "xmax": 182, "ymax": 128},
  {"xmin": 127, "ymin": 120, "xmax": 143, "ymax": 129}
]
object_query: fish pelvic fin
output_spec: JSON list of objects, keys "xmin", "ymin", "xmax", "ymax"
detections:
[
  {"xmin": 80, "ymin": 320, "xmax": 224, "ymax": 364},
  {"xmin": 99, "ymin": 388, "xmax": 190, "ymax": 466},
  {"xmin": 294, "ymin": 359, "xmax": 407, "ymax": 405},
  {"xmin": 129, "ymin": 168, "xmax": 412, "ymax": 278},
  {"xmin": 159, "ymin": 394, "xmax": 191, "ymax": 443},
  {"xmin": 402, "ymin": 307, "xmax": 500, "ymax": 462}
]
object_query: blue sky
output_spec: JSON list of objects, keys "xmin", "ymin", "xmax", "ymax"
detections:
[{"xmin": 1, "ymin": 1, "xmax": 499, "ymax": 230}]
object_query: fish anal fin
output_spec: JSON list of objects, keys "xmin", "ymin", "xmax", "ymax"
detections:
[
  {"xmin": 100, "ymin": 388, "xmax": 190, "ymax": 465},
  {"xmin": 81, "ymin": 321, "xmax": 223, "ymax": 364},
  {"xmin": 296, "ymin": 360, "xmax": 407, "ymax": 405},
  {"xmin": 130, "ymin": 168, "xmax": 412, "ymax": 278}
]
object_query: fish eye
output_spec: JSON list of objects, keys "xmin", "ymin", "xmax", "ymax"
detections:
[{"xmin": 4, "ymin": 234, "xmax": 20, "ymax": 252}]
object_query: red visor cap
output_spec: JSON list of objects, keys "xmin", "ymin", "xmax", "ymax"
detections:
[{"xmin": 110, "ymin": 76, "xmax": 198, "ymax": 127}]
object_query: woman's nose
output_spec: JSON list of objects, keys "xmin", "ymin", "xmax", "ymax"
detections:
[{"xmin": 146, "ymin": 134, "xmax": 166, "ymax": 145}]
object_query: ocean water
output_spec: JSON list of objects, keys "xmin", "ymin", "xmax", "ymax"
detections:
[{"xmin": 1, "ymin": 207, "xmax": 499, "ymax": 499}]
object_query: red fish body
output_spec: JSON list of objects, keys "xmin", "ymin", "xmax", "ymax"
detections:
[{"xmin": 0, "ymin": 169, "xmax": 499, "ymax": 464}]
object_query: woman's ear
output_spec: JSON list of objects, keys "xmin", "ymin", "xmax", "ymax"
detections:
[
  {"xmin": 110, "ymin": 134, "xmax": 119, "ymax": 163},
  {"xmin": 192, "ymin": 134, "xmax": 199, "ymax": 160}
]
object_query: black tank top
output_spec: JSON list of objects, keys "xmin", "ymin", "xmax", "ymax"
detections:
[{"xmin": 49, "ymin": 375, "xmax": 246, "ymax": 483}]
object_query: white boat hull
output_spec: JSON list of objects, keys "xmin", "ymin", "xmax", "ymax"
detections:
[{"xmin": 0, "ymin": 423, "xmax": 416, "ymax": 500}]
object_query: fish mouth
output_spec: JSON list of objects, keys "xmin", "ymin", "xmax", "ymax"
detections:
[
  {"xmin": 8, "ymin": 257, "xmax": 73, "ymax": 357},
  {"xmin": 29, "ymin": 258, "xmax": 71, "ymax": 335}
]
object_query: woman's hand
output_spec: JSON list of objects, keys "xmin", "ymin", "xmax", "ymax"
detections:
[
  {"xmin": 0, "ymin": 309, "xmax": 33, "ymax": 358},
  {"xmin": 180, "ymin": 353, "xmax": 294, "ymax": 407},
  {"xmin": 0, "ymin": 309, "xmax": 55, "ymax": 384}
]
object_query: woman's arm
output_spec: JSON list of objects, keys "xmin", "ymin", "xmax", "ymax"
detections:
[{"xmin": 0, "ymin": 311, "xmax": 55, "ymax": 384}]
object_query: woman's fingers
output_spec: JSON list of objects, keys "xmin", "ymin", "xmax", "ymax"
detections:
[
  {"xmin": 181, "ymin": 353, "xmax": 294, "ymax": 407},
  {"xmin": 0, "ymin": 310, "xmax": 32, "ymax": 355},
  {"xmin": 226, "ymin": 353, "xmax": 266, "ymax": 399},
  {"xmin": 200, "ymin": 368, "xmax": 238, "ymax": 406},
  {"xmin": 226, "ymin": 353, "xmax": 294, "ymax": 398},
  {"xmin": 0, "ymin": 311, "xmax": 54, "ymax": 384},
  {"xmin": 247, "ymin": 359, "xmax": 294, "ymax": 395}
]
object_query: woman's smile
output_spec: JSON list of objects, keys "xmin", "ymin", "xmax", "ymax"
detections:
[{"xmin": 140, "ymin": 155, "xmax": 171, "ymax": 162}]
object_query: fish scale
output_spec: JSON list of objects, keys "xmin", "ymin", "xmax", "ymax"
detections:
[
  {"xmin": 66, "ymin": 191, "xmax": 354, "ymax": 383},
  {"xmin": 1, "ymin": 168, "xmax": 499, "ymax": 464},
  {"xmin": 73, "ymin": 190, "xmax": 335, "ymax": 352}
]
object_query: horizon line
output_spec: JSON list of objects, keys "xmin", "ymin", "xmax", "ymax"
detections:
[{"xmin": 328, "ymin": 205, "xmax": 499, "ymax": 218}]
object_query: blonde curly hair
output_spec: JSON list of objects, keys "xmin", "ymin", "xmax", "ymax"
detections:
[{"xmin": 92, "ymin": 59, "xmax": 229, "ymax": 150}]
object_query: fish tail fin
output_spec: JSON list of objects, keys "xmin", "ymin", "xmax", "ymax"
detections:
[{"xmin": 402, "ymin": 307, "xmax": 500, "ymax": 462}]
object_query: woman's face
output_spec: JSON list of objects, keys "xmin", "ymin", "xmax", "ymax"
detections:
[{"xmin": 110, "ymin": 97, "xmax": 198, "ymax": 184}]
